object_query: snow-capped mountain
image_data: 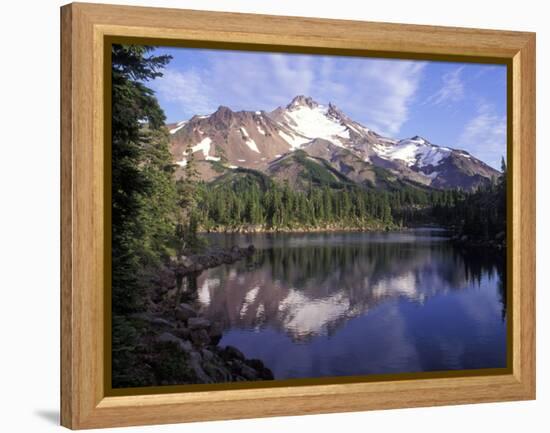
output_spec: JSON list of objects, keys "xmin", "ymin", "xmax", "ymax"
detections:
[{"xmin": 167, "ymin": 95, "xmax": 500, "ymax": 190}]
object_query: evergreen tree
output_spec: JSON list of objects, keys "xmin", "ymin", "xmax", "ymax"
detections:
[
  {"xmin": 111, "ymin": 44, "xmax": 173, "ymax": 314},
  {"xmin": 176, "ymin": 144, "xmax": 203, "ymax": 254},
  {"xmin": 111, "ymin": 44, "xmax": 178, "ymax": 388}
]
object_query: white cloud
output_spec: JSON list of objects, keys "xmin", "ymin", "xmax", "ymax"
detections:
[
  {"xmin": 458, "ymin": 101, "xmax": 506, "ymax": 169},
  {"xmin": 152, "ymin": 51, "xmax": 425, "ymax": 137},
  {"xmin": 206, "ymin": 52, "xmax": 316, "ymax": 110},
  {"xmin": 153, "ymin": 68, "xmax": 216, "ymax": 118},
  {"xmin": 424, "ymin": 66, "xmax": 465, "ymax": 106},
  {"xmin": 313, "ymin": 57, "xmax": 426, "ymax": 136}
]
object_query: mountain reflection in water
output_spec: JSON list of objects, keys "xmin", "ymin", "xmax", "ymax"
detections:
[{"xmin": 187, "ymin": 230, "xmax": 507, "ymax": 380}]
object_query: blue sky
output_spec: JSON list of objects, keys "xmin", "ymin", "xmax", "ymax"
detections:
[{"xmin": 149, "ymin": 47, "xmax": 507, "ymax": 169}]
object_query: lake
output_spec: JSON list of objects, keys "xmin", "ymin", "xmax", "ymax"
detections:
[{"xmin": 188, "ymin": 229, "xmax": 507, "ymax": 380}]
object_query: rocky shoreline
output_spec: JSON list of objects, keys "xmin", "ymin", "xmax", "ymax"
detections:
[
  {"xmin": 199, "ymin": 222, "xmax": 399, "ymax": 234},
  {"xmin": 136, "ymin": 244, "xmax": 273, "ymax": 386},
  {"xmin": 131, "ymin": 304, "xmax": 273, "ymax": 385},
  {"xmin": 172, "ymin": 244, "xmax": 256, "ymax": 275}
]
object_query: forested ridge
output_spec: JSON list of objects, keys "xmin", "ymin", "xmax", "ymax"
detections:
[{"xmin": 192, "ymin": 164, "xmax": 506, "ymax": 238}]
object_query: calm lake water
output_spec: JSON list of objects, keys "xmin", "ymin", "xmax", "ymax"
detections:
[{"xmin": 189, "ymin": 230, "xmax": 507, "ymax": 380}]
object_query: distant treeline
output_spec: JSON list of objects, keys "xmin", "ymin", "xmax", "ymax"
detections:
[
  {"xmin": 194, "ymin": 176, "xmax": 394, "ymax": 230},
  {"xmin": 192, "ymin": 168, "xmax": 506, "ymax": 238},
  {"xmin": 432, "ymin": 167, "xmax": 507, "ymax": 241}
]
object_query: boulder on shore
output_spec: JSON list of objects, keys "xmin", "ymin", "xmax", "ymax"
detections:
[
  {"xmin": 208, "ymin": 321, "xmax": 223, "ymax": 345},
  {"xmin": 222, "ymin": 345, "xmax": 246, "ymax": 362},
  {"xmin": 175, "ymin": 303, "xmax": 198, "ymax": 322},
  {"xmin": 157, "ymin": 332, "xmax": 193, "ymax": 353},
  {"xmin": 188, "ymin": 317, "xmax": 211, "ymax": 330},
  {"xmin": 190, "ymin": 328, "xmax": 211, "ymax": 347},
  {"xmin": 173, "ymin": 245, "xmax": 256, "ymax": 277}
]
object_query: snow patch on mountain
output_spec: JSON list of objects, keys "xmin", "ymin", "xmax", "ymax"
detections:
[
  {"xmin": 278, "ymin": 130, "xmax": 310, "ymax": 150},
  {"xmin": 246, "ymin": 140, "xmax": 260, "ymax": 153},
  {"xmin": 169, "ymin": 120, "xmax": 187, "ymax": 134},
  {"xmin": 283, "ymin": 104, "xmax": 350, "ymax": 146},
  {"xmin": 374, "ymin": 136, "xmax": 451, "ymax": 168},
  {"xmin": 346, "ymin": 123, "xmax": 365, "ymax": 136},
  {"xmin": 378, "ymin": 137, "xmax": 399, "ymax": 145},
  {"xmin": 191, "ymin": 137, "xmax": 213, "ymax": 158},
  {"xmin": 456, "ymin": 150, "xmax": 472, "ymax": 159},
  {"xmin": 240, "ymin": 127, "xmax": 260, "ymax": 153}
]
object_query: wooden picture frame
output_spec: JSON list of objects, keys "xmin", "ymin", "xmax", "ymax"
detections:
[{"xmin": 60, "ymin": 2, "xmax": 536, "ymax": 429}]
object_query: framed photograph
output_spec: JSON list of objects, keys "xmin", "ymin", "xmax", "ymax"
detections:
[{"xmin": 60, "ymin": 2, "xmax": 535, "ymax": 429}]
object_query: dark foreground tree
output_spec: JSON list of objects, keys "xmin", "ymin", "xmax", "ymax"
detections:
[
  {"xmin": 111, "ymin": 44, "xmax": 174, "ymax": 314},
  {"xmin": 111, "ymin": 45, "xmax": 177, "ymax": 387}
]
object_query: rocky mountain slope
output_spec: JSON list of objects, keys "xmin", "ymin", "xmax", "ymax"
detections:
[{"xmin": 167, "ymin": 95, "xmax": 500, "ymax": 190}]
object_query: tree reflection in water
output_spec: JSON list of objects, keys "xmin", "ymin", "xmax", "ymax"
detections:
[{"xmin": 186, "ymin": 230, "xmax": 507, "ymax": 379}]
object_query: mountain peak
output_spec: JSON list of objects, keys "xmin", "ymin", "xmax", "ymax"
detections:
[
  {"xmin": 327, "ymin": 102, "xmax": 345, "ymax": 118},
  {"xmin": 287, "ymin": 95, "xmax": 320, "ymax": 110},
  {"xmin": 208, "ymin": 105, "xmax": 236, "ymax": 126},
  {"xmin": 168, "ymin": 98, "xmax": 499, "ymax": 190},
  {"xmin": 212, "ymin": 105, "xmax": 235, "ymax": 117},
  {"xmin": 214, "ymin": 105, "xmax": 233, "ymax": 114},
  {"xmin": 408, "ymin": 135, "xmax": 429, "ymax": 144}
]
